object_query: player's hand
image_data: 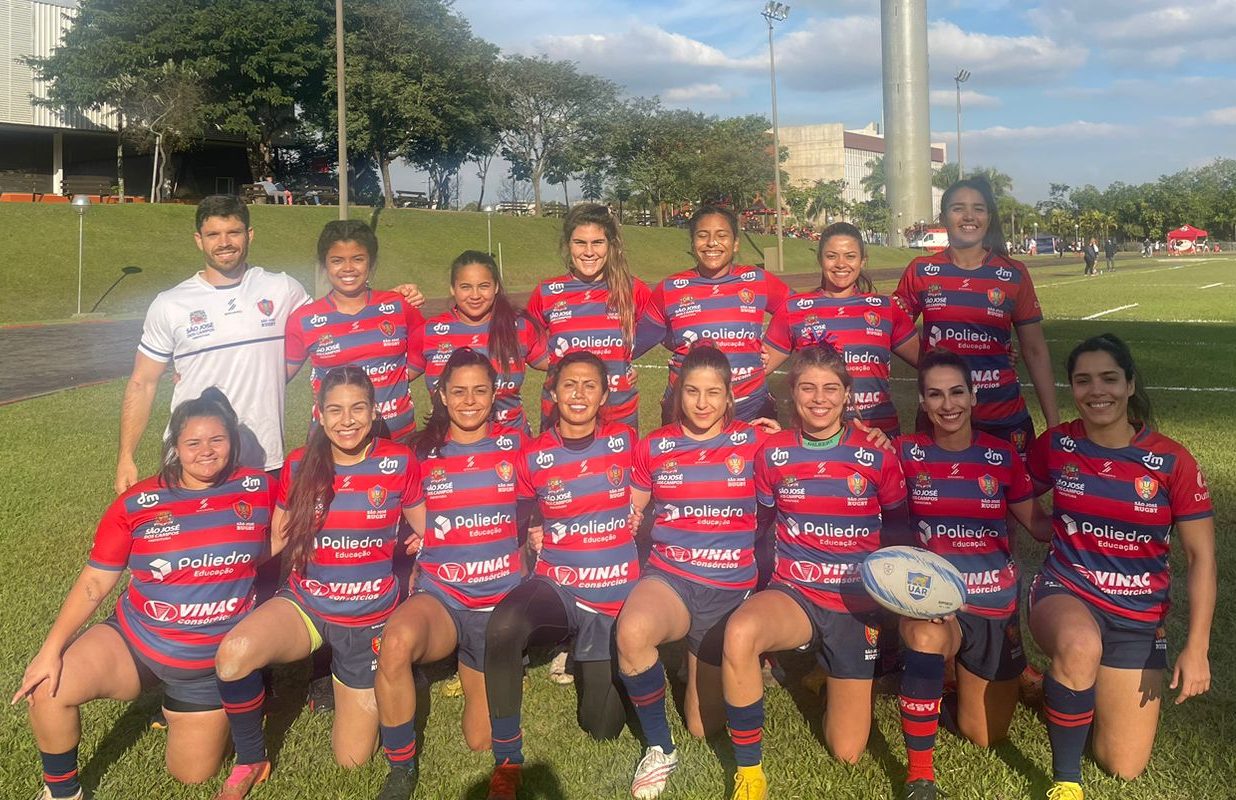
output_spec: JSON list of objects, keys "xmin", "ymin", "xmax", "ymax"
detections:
[
  {"xmin": 627, "ymin": 505, "xmax": 644, "ymax": 533},
  {"xmin": 13, "ymin": 648, "xmax": 62, "ymax": 705},
  {"xmin": 751, "ymin": 416, "xmax": 782, "ymax": 435},
  {"xmin": 392, "ymin": 283, "xmax": 425, "ymax": 309},
  {"xmin": 1170, "ymin": 642, "xmax": 1211, "ymax": 703},
  {"xmin": 1008, "ymin": 342, "xmax": 1021, "ymax": 367},
  {"xmin": 403, "ymin": 532, "xmax": 423, "ymax": 555},
  {"xmin": 115, "ymin": 458, "xmax": 139, "ymax": 495},
  {"xmin": 853, "ymin": 420, "xmax": 893, "ymax": 450},
  {"xmin": 528, "ymin": 525, "xmax": 544, "ymax": 554}
]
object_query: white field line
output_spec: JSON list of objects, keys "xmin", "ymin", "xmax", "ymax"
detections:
[
  {"xmin": 1200, "ymin": 282, "xmax": 1224, "ymax": 289},
  {"xmin": 1082, "ymin": 303, "xmax": 1139, "ymax": 320},
  {"xmin": 1034, "ymin": 258, "xmax": 1231, "ymax": 289}
]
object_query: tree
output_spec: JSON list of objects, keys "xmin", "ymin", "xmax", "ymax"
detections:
[
  {"xmin": 784, "ymin": 178, "xmax": 846, "ymax": 225},
  {"xmin": 115, "ymin": 61, "xmax": 208, "ymax": 201},
  {"xmin": 690, "ymin": 115, "xmax": 778, "ymax": 212},
  {"xmin": 495, "ymin": 56, "xmax": 618, "ymax": 216},
  {"xmin": 606, "ymin": 99, "xmax": 710, "ymax": 226},
  {"xmin": 932, "ymin": 162, "xmax": 1013, "ymax": 197},
  {"xmin": 860, "ymin": 157, "xmax": 886, "ymax": 202}
]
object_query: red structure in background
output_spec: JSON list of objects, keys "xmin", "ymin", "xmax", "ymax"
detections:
[{"xmin": 1166, "ymin": 224, "xmax": 1209, "ymax": 255}]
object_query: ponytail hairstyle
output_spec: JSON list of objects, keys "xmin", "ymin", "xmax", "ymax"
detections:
[
  {"xmin": 786, "ymin": 343, "xmax": 853, "ymax": 428},
  {"xmin": 916, "ymin": 347, "xmax": 972, "ymax": 396},
  {"xmin": 1066, "ymin": 333, "xmax": 1155, "ymax": 429},
  {"xmin": 561, "ymin": 203, "xmax": 637, "ymax": 347},
  {"xmin": 940, "ymin": 176, "xmax": 1007, "ymax": 257},
  {"xmin": 283, "ymin": 366, "xmax": 388, "ymax": 573},
  {"xmin": 316, "ymin": 219, "xmax": 379, "ymax": 272},
  {"xmin": 161, "ymin": 387, "xmax": 241, "ymax": 488},
  {"xmin": 450, "ymin": 250, "xmax": 526, "ymax": 379},
  {"xmin": 670, "ymin": 344, "xmax": 735, "ymax": 428},
  {"xmin": 413, "ymin": 347, "xmax": 498, "ymax": 459},
  {"xmin": 546, "ymin": 350, "xmax": 609, "ymax": 428},
  {"xmin": 817, "ymin": 221, "xmax": 874, "ymax": 294}
]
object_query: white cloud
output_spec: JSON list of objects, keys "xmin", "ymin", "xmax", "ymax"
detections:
[
  {"xmin": 1028, "ymin": 1, "xmax": 1236, "ymax": 67},
  {"xmin": 926, "ymin": 20, "xmax": 1086, "ymax": 84},
  {"xmin": 943, "ymin": 120, "xmax": 1130, "ymax": 143},
  {"xmin": 662, "ymin": 83, "xmax": 740, "ymax": 103},
  {"xmin": 930, "ymin": 89, "xmax": 1001, "ymax": 108}
]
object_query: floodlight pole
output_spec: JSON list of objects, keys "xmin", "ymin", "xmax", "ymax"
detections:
[
  {"xmin": 335, "ymin": 0, "xmax": 348, "ymax": 223},
  {"xmin": 71, "ymin": 195, "xmax": 91, "ymax": 316},
  {"xmin": 954, "ymin": 69, "xmax": 970, "ymax": 180},
  {"xmin": 763, "ymin": 2, "xmax": 789, "ymax": 272}
]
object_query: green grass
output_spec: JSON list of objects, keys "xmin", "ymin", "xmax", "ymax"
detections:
[
  {"xmin": 2, "ymin": 256, "xmax": 1235, "ymax": 799},
  {"xmin": 0, "ymin": 203, "xmax": 925, "ymax": 325}
]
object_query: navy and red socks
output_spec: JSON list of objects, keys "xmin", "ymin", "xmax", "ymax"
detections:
[
  {"xmin": 217, "ymin": 670, "xmax": 268, "ymax": 765},
  {"xmin": 381, "ymin": 718, "xmax": 418, "ymax": 770},
  {"xmin": 1043, "ymin": 673, "xmax": 1095, "ymax": 784},
  {"xmin": 899, "ymin": 649, "xmax": 945, "ymax": 784},
  {"xmin": 725, "ymin": 699, "xmax": 765, "ymax": 767},
  {"xmin": 40, "ymin": 746, "xmax": 80, "ymax": 799},
  {"xmin": 491, "ymin": 714, "xmax": 525, "ymax": 766},
  {"xmin": 621, "ymin": 661, "xmax": 674, "ymax": 753}
]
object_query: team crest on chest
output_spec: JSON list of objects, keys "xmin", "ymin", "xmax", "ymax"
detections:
[
  {"xmin": 1010, "ymin": 430, "xmax": 1027, "ymax": 452},
  {"xmin": 368, "ymin": 485, "xmax": 388, "ymax": 508},
  {"xmin": 848, "ymin": 473, "xmax": 868, "ymax": 496},
  {"xmin": 379, "ymin": 319, "xmax": 396, "ymax": 337},
  {"xmin": 739, "ymin": 288, "xmax": 755, "ymax": 305},
  {"xmin": 607, "ymin": 465, "xmax": 624, "ymax": 487},
  {"xmin": 189, "ymin": 309, "xmax": 208, "ymax": 325},
  {"xmin": 726, "ymin": 454, "xmax": 745, "ymax": 476},
  {"xmin": 1135, "ymin": 475, "xmax": 1159, "ymax": 501},
  {"xmin": 977, "ymin": 474, "xmax": 998, "ymax": 498},
  {"xmin": 495, "ymin": 461, "xmax": 513, "ymax": 482},
  {"xmin": 548, "ymin": 478, "xmax": 566, "ymax": 494},
  {"xmin": 864, "ymin": 310, "xmax": 880, "ymax": 328},
  {"xmin": 257, "ymin": 299, "xmax": 274, "ymax": 317},
  {"xmin": 155, "ymin": 510, "xmax": 174, "ymax": 526},
  {"xmin": 430, "ymin": 466, "xmax": 447, "ymax": 483},
  {"xmin": 986, "ymin": 288, "xmax": 1005, "ymax": 307},
  {"xmin": 233, "ymin": 500, "xmax": 253, "ymax": 520}
]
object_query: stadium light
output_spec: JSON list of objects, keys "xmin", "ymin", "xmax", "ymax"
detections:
[
  {"xmin": 954, "ymin": 68, "xmax": 970, "ymax": 180},
  {"xmin": 762, "ymin": 1, "xmax": 790, "ymax": 272},
  {"xmin": 71, "ymin": 194, "xmax": 91, "ymax": 316},
  {"xmin": 485, "ymin": 205, "xmax": 495, "ymax": 255}
]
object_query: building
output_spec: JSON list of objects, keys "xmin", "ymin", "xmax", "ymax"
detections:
[
  {"xmin": 0, "ymin": 0, "xmax": 250, "ymax": 199},
  {"xmin": 779, "ymin": 122, "xmax": 946, "ymax": 219}
]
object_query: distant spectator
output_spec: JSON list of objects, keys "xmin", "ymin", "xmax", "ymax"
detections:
[
  {"xmin": 1104, "ymin": 238, "xmax": 1117, "ymax": 272},
  {"xmin": 261, "ymin": 175, "xmax": 292, "ymax": 205},
  {"xmin": 1142, "ymin": 237, "xmax": 1152, "ymax": 258},
  {"xmin": 1083, "ymin": 238, "xmax": 1098, "ymax": 276}
]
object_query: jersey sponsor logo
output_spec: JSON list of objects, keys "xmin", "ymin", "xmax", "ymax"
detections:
[
  {"xmin": 317, "ymin": 333, "xmax": 340, "ymax": 355},
  {"xmin": 1059, "ymin": 435, "xmax": 1076, "ymax": 453},
  {"xmin": 189, "ymin": 309, "xmax": 208, "ymax": 325},
  {"xmin": 658, "ymin": 438, "xmax": 676, "ymax": 453},
  {"xmin": 927, "ymin": 325, "xmax": 996, "ymax": 350},
  {"xmin": 379, "ymin": 456, "xmax": 400, "ymax": 475},
  {"xmin": 547, "ymin": 281, "xmax": 566, "ymax": 295},
  {"xmin": 143, "ymin": 596, "xmax": 243, "ymax": 624},
  {"xmin": 739, "ymin": 288, "xmax": 756, "ymax": 305},
  {"xmin": 863, "ymin": 310, "xmax": 880, "ymax": 328},
  {"xmin": 789, "ymin": 560, "xmax": 822, "ymax": 583},
  {"xmin": 496, "ymin": 435, "xmax": 516, "ymax": 451},
  {"xmin": 678, "ymin": 294, "xmax": 695, "ymax": 308},
  {"xmin": 783, "ymin": 517, "xmax": 801, "ymax": 537},
  {"xmin": 149, "ymin": 558, "xmax": 172, "ymax": 580},
  {"xmin": 984, "ymin": 447, "xmax": 1005, "ymax": 466},
  {"xmin": 608, "ymin": 465, "xmax": 624, "ymax": 487},
  {"xmin": 137, "ymin": 491, "xmax": 160, "ymax": 508},
  {"xmin": 670, "ymin": 278, "xmax": 690, "ymax": 290},
  {"xmin": 436, "ymin": 341, "xmax": 453, "ymax": 354},
  {"xmin": 1072, "ymin": 564, "xmax": 1152, "ymax": 592},
  {"xmin": 995, "ymin": 267, "xmax": 1013, "ymax": 282},
  {"xmin": 844, "ymin": 350, "xmax": 882, "ymax": 366},
  {"xmin": 847, "ymin": 473, "xmax": 867, "ymax": 496},
  {"xmin": 433, "ymin": 322, "xmax": 451, "ymax": 336},
  {"xmin": 578, "ymin": 459, "xmax": 591, "ymax": 475},
  {"xmin": 978, "ymin": 474, "xmax": 998, "ymax": 497},
  {"xmin": 921, "ymin": 521, "xmax": 1000, "ymax": 543},
  {"xmin": 662, "ymin": 545, "xmax": 692, "ymax": 562},
  {"xmin": 740, "ymin": 270, "xmax": 757, "ymax": 282},
  {"xmin": 1062, "ymin": 463, "xmax": 1080, "ymax": 480},
  {"xmin": 257, "ymin": 299, "xmax": 274, "ymax": 317},
  {"xmin": 771, "ymin": 447, "xmax": 789, "ymax": 467},
  {"xmin": 547, "ymin": 565, "xmax": 578, "ymax": 586},
  {"xmin": 908, "ymin": 443, "xmax": 926, "ymax": 462},
  {"xmin": 661, "ymin": 459, "xmax": 679, "ymax": 474},
  {"xmin": 802, "ymin": 520, "xmax": 871, "ymax": 538},
  {"xmin": 1141, "ymin": 451, "xmax": 1165, "ymax": 470},
  {"xmin": 1196, "ymin": 470, "xmax": 1211, "ymax": 502},
  {"xmin": 729, "ymin": 429, "xmax": 750, "ymax": 445},
  {"xmin": 234, "ymin": 500, "xmax": 253, "ymax": 520},
  {"xmin": 243, "ymin": 476, "xmax": 263, "ymax": 492},
  {"xmin": 154, "ymin": 510, "xmax": 174, "ymax": 526},
  {"xmin": 702, "ymin": 328, "xmax": 758, "ymax": 342},
  {"xmin": 726, "ymin": 455, "xmax": 745, "ymax": 476},
  {"xmin": 906, "ymin": 572, "xmax": 932, "ymax": 600},
  {"xmin": 536, "ymin": 451, "xmax": 555, "ymax": 468},
  {"xmin": 377, "ymin": 302, "xmax": 397, "ymax": 315},
  {"xmin": 854, "ymin": 447, "xmax": 875, "ymax": 468},
  {"xmin": 915, "ymin": 471, "xmax": 932, "ymax": 489},
  {"xmin": 986, "ymin": 288, "xmax": 1005, "ymax": 306},
  {"xmin": 496, "ymin": 461, "xmax": 513, "ymax": 482},
  {"xmin": 309, "ymin": 313, "xmax": 328, "ymax": 328},
  {"xmin": 368, "ymin": 486, "xmax": 388, "ymax": 508},
  {"xmin": 607, "ymin": 435, "xmax": 626, "ymax": 452},
  {"xmin": 923, "ymin": 264, "xmax": 941, "ymax": 276},
  {"xmin": 379, "ymin": 319, "xmax": 396, "ymax": 337}
]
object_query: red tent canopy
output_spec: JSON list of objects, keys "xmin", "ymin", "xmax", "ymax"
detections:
[{"xmin": 1167, "ymin": 225, "xmax": 1208, "ymax": 240}]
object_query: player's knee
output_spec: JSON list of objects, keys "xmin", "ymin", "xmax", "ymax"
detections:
[
  {"xmin": 213, "ymin": 635, "xmax": 253, "ymax": 681},
  {"xmin": 169, "ymin": 758, "xmax": 218, "ymax": 785},
  {"xmin": 377, "ymin": 622, "xmax": 419, "ymax": 672},
  {"xmin": 1050, "ymin": 634, "xmax": 1102, "ymax": 684},
  {"xmin": 722, "ymin": 613, "xmax": 762, "ymax": 661},
  {"xmin": 484, "ymin": 607, "xmax": 529, "ymax": 654},
  {"xmin": 898, "ymin": 619, "xmax": 948, "ymax": 654},
  {"xmin": 1103, "ymin": 755, "xmax": 1148, "ymax": 781},
  {"xmin": 828, "ymin": 741, "xmax": 865, "ymax": 765},
  {"xmin": 464, "ymin": 728, "xmax": 490, "ymax": 752},
  {"xmin": 615, "ymin": 614, "xmax": 654, "ymax": 659}
]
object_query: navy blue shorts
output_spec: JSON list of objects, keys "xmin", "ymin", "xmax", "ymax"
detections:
[
  {"xmin": 956, "ymin": 609, "xmax": 1026, "ymax": 681},
  {"xmin": 412, "ymin": 586, "xmax": 493, "ymax": 672},
  {"xmin": 643, "ymin": 568, "xmax": 750, "ymax": 666},
  {"xmin": 103, "ymin": 616, "xmax": 221, "ymax": 711},
  {"xmin": 1029, "ymin": 574, "xmax": 1167, "ymax": 671},
  {"xmin": 276, "ymin": 591, "xmax": 386, "ymax": 690},
  {"xmin": 534, "ymin": 577, "xmax": 618, "ymax": 663},
  {"xmin": 767, "ymin": 582, "xmax": 891, "ymax": 680}
]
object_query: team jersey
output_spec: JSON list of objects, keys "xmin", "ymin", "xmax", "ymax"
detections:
[
  {"xmin": 893, "ymin": 251, "xmax": 1042, "ymax": 431},
  {"xmin": 279, "ymin": 439, "xmax": 422, "ymax": 626},
  {"xmin": 414, "ymin": 425, "xmax": 526, "ymax": 610},
  {"xmin": 409, "ymin": 310, "xmax": 543, "ymax": 432},
  {"xmin": 1028, "ymin": 420, "xmax": 1213, "ymax": 628},
  {"xmin": 526, "ymin": 275, "xmax": 652, "ymax": 428},
  {"xmin": 517, "ymin": 422, "xmax": 640, "ymax": 616},
  {"xmin": 285, "ymin": 290, "xmax": 423, "ymax": 440},
  {"xmin": 632, "ymin": 420, "xmax": 767, "ymax": 590},
  {"xmin": 89, "ymin": 470, "xmax": 274, "ymax": 673},
  {"xmin": 635, "ymin": 265, "xmax": 791, "ymax": 419},
  {"xmin": 765, "ymin": 292, "xmax": 916, "ymax": 435},
  {"xmin": 139, "ymin": 267, "xmax": 310, "ymax": 470},
  {"xmin": 897, "ymin": 432, "xmax": 1033, "ymax": 617}
]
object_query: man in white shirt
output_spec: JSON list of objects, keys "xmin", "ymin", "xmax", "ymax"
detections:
[{"xmin": 115, "ymin": 195, "xmax": 311, "ymax": 493}]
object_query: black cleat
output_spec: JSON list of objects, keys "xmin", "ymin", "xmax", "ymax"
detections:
[
  {"xmin": 903, "ymin": 779, "xmax": 942, "ymax": 800},
  {"xmin": 376, "ymin": 764, "xmax": 419, "ymax": 800}
]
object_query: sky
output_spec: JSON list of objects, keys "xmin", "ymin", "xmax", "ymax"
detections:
[{"xmin": 393, "ymin": 0, "xmax": 1236, "ymax": 205}]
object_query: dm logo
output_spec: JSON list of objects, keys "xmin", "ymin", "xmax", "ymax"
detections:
[
  {"xmin": 847, "ymin": 473, "xmax": 868, "ymax": 496},
  {"xmin": 906, "ymin": 572, "xmax": 932, "ymax": 601},
  {"xmin": 987, "ymin": 287, "xmax": 1006, "ymax": 307},
  {"xmin": 1135, "ymin": 475, "xmax": 1159, "ymax": 501},
  {"xmin": 234, "ymin": 500, "xmax": 253, "ymax": 520},
  {"xmin": 978, "ymin": 474, "xmax": 998, "ymax": 498},
  {"xmin": 368, "ymin": 485, "xmax": 388, "ymax": 509}
]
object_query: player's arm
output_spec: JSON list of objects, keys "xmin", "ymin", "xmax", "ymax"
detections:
[
  {"xmin": 1171, "ymin": 516, "xmax": 1216, "ymax": 703},
  {"xmin": 892, "ymin": 335, "xmax": 920, "ymax": 368},
  {"xmin": 403, "ymin": 503, "xmax": 426, "ymax": 555},
  {"xmin": 1015, "ymin": 321, "xmax": 1059, "ymax": 428},
  {"xmin": 269, "ymin": 506, "xmax": 290, "ymax": 556},
  {"xmin": 116, "ymin": 353, "xmax": 168, "ymax": 494},
  {"xmin": 13, "ymin": 565, "xmax": 123, "ymax": 704},
  {"xmin": 628, "ymin": 488, "xmax": 651, "ymax": 538}
]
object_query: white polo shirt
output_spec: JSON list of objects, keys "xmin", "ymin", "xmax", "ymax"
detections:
[{"xmin": 138, "ymin": 266, "xmax": 310, "ymax": 470}]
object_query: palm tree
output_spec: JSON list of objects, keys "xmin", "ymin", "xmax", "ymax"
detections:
[{"xmin": 861, "ymin": 157, "xmax": 886, "ymax": 201}]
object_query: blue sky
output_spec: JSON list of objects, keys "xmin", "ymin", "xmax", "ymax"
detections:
[{"xmin": 395, "ymin": 0, "xmax": 1236, "ymax": 204}]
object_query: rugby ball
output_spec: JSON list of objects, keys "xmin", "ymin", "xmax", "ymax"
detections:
[{"xmin": 860, "ymin": 546, "xmax": 967, "ymax": 620}]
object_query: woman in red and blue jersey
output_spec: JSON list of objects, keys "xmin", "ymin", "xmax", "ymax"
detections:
[
  {"xmin": 1027, "ymin": 334, "xmax": 1215, "ymax": 800},
  {"xmin": 636, "ymin": 204, "xmax": 792, "ymax": 424},
  {"xmin": 210, "ymin": 367, "xmax": 422, "ymax": 798},
  {"xmin": 615, "ymin": 344, "xmax": 774, "ymax": 800},
  {"xmin": 410, "ymin": 251, "xmax": 543, "ymax": 434},
  {"xmin": 374, "ymin": 348, "xmax": 531, "ymax": 800},
  {"xmin": 765, "ymin": 221, "xmax": 919, "ymax": 436},
  {"xmin": 893, "ymin": 177, "xmax": 1058, "ymax": 457},
  {"xmin": 286, "ymin": 221, "xmax": 424, "ymax": 441},
  {"xmin": 721, "ymin": 344, "xmax": 908, "ymax": 800},
  {"xmin": 526, "ymin": 203, "xmax": 650, "ymax": 429},
  {"xmin": 480, "ymin": 351, "xmax": 640, "ymax": 798},
  {"xmin": 892, "ymin": 349, "xmax": 1042, "ymax": 800},
  {"xmin": 16, "ymin": 389, "xmax": 273, "ymax": 799}
]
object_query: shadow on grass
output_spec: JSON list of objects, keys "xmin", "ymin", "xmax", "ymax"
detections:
[
  {"xmin": 990, "ymin": 737, "xmax": 1052, "ymax": 795},
  {"xmin": 462, "ymin": 761, "xmax": 566, "ymax": 800},
  {"xmin": 78, "ymin": 691, "xmax": 162, "ymax": 792}
]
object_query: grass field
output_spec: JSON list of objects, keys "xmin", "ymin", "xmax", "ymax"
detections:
[{"xmin": 0, "ymin": 255, "xmax": 1233, "ymax": 799}]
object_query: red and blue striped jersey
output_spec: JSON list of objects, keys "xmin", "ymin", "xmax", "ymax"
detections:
[
  {"xmin": 414, "ymin": 425, "xmax": 526, "ymax": 610},
  {"xmin": 409, "ymin": 310, "xmax": 543, "ymax": 433},
  {"xmin": 897, "ymin": 432, "xmax": 1033, "ymax": 617},
  {"xmin": 279, "ymin": 439, "xmax": 422, "ymax": 626},
  {"xmin": 636, "ymin": 265, "xmax": 791, "ymax": 420},
  {"xmin": 517, "ymin": 422, "xmax": 640, "ymax": 616},
  {"xmin": 632, "ymin": 421, "xmax": 767, "ymax": 590},
  {"xmin": 755, "ymin": 427, "xmax": 908, "ymax": 612},
  {"xmin": 893, "ymin": 252, "xmax": 1042, "ymax": 429},
  {"xmin": 765, "ymin": 292, "xmax": 916, "ymax": 435},
  {"xmin": 89, "ymin": 469, "xmax": 274, "ymax": 673},
  {"xmin": 1028, "ymin": 420, "xmax": 1213, "ymax": 628},
  {"xmin": 285, "ymin": 291, "xmax": 423, "ymax": 440},
  {"xmin": 526, "ymin": 275, "xmax": 652, "ymax": 428}
]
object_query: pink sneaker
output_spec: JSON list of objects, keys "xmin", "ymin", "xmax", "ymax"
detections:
[{"xmin": 212, "ymin": 761, "xmax": 271, "ymax": 800}]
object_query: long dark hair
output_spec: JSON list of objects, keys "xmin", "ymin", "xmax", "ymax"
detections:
[
  {"xmin": 1066, "ymin": 333, "xmax": 1155, "ymax": 429},
  {"xmin": 786, "ymin": 343, "xmax": 853, "ymax": 428},
  {"xmin": 561, "ymin": 203, "xmax": 638, "ymax": 347},
  {"xmin": 161, "ymin": 387, "xmax": 241, "ymax": 488},
  {"xmin": 413, "ymin": 347, "xmax": 498, "ymax": 459},
  {"xmin": 317, "ymin": 219, "xmax": 379, "ymax": 272},
  {"xmin": 916, "ymin": 347, "xmax": 972, "ymax": 395},
  {"xmin": 817, "ymin": 221, "xmax": 874, "ymax": 294},
  {"xmin": 546, "ymin": 350, "xmax": 609, "ymax": 429},
  {"xmin": 940, "ymin": 176, "xmax": 1007, "ymax": 257},
  {"xmin": 284, "ymin": 366, "xmax": 389, "ymax": 573},
  {"xmin": 450, "ymin": 250, "xmax": 527, "ymax": 377},
  {"xmin": 671, "ymin": 344, "xmax": 735, "ymax": 428}
]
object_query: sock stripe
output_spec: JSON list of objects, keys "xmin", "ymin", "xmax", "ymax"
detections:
[
  {"xmin": 43, "ymin": 768, "xmax": 79, "ymax": 783},
  {"xmin": 1045, "ymin": 708, "xmax": 1095, "ymax": 727},
  {"xmin": 728, "ymin": 727, "xmax": 763, "ymax": 746},
  {"xmin": 629, "ymin": 686, "xmax": 666, "ymax": 706},
  {"xmin": 222, "ymin": 694, "xmax": 266, "ymax": 715}
]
